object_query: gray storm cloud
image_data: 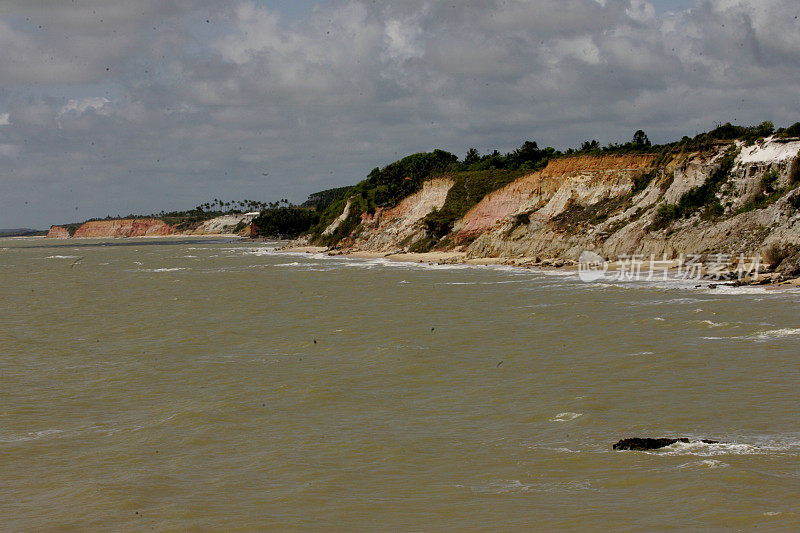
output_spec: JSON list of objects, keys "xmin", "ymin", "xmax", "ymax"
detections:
[{"xmin": 1, "ymin": 0, "xmax": 799, "ymax": 228}]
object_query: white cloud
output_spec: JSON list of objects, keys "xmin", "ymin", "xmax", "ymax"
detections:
[{"xmin": 60, "ymin": 97, "xmax": 111, "ymax": 116}]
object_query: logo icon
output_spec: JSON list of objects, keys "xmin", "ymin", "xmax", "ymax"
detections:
[{"xmin": 578, "ymin": 250, "xmax": 608, "ymax": 282}]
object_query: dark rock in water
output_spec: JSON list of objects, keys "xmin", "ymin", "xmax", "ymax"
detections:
[{"xmin": 613, "ymin": 437, "xmax": 719, "ymax": 451}]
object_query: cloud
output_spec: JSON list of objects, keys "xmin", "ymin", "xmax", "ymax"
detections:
[
  {"xmin": 60, "ymin": 97, "xmax": 111, "ymax": 116},
  {"xmin": 1, "ymin": 0, "xmax": 800, "ymax": 229},
  {"xmin": 0, "ymin": 143, "xmax": 20, "ymax": 158}
]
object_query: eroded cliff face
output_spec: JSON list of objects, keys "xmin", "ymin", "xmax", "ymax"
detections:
[
  {"xmin": 186, "ymin": 213, "xmax": 258, "ymax": 236},
  {"xmin": 46, "ymin": 226, "xmax": 71, "ymax": 239},
  {"xmin": 453, "ymin": 154, "xmax": 657, "ymax": 239},
  {"xmin": 469, "ymin": 138, "xmax": 800, "ymax": 260},
  {"xmin": 72, "ymin": 218, "xmax": 176, "ymax": 238},
  {"xmin": 325, "ymin": 137, "xmax": 800, "ymax": 262},
  {"xmin": 351, "ymin": 177, "xmax": 453, "ymax": 251},
  {"xmin": 45, "ymin": 213, "xmax": 261, "ymax": 239}
]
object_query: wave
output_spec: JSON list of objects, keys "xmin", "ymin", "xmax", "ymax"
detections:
[
  {"xmin": 752, "ymin": 328, "xmax": 800, "ymax": 340},
  {"xmin": 677, "ymin": 459, "xmax": 730, "ymax": 469},
  {"xmin": 704, "ymin": 327, "xmax": 800, "ymax": 341},
  {"xmin": 650, "ymin": 439, "xmax": 798, "ymax": 457},
  {"xmin": 45, "ymin": 255, "xmax": 80, "ymax": 259},
  {"xmin": 463, "ymin": 479, "xmax": 594, "ymax": 494},
  {"xmin": 0, "ymin": 428, "xmax": 66, "ymax": 443},
  {"xmin": 549, "ymin": 412, "xmax": 582, "ymax": 422},
  {"xmin": 127, "ymin": 267, "xmax": 188, "ymax": 273}
]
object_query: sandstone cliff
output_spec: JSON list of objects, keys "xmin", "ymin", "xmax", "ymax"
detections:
[
  {"xmin": 316, "ymin": 137, "xmax": 800, "ymax": 271},
  {"xmin": 46, "ymin": 225, "xmax": 72, "ymax": 239},
  {"xmin": 45, "ymin": 213, "xmax": 260, "ymax": 239},
  {"xmin": 67, "ymin": 219, "xmax": 175, "ymax": 238},
  {"xmin": 355, "ymin": 177, "xmax": 453, "ymax": 250},
  {"xmin": 185, "ymin": 213, "xmax": 258, "ymax": 236}
]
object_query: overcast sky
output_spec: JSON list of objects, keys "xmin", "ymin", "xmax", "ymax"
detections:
[{"xmin": 1, "ymin": 0, "xmax": 799, "ymax": 229}]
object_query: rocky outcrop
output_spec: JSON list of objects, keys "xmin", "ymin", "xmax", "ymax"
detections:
[
  {"xmin": 613, "ymin": 437, "xmax": 719, "ymax": 451},
  {"xmin": 46, "ymin": 225, "xmax": 71, "ymax": 239},
  {"xmin": 72, "ymin": 218, "xmax": 176, "ymax": 238}
]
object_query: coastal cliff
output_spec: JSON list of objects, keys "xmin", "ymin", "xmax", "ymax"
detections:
[
  {"xmin": 72, "ymin": 218, "xmax": 175, "ymax": 238},
  {"xmin": 45, "ymin": 213, "xmax": 256, "ymax": 239},
  {"xmin": 301, "ymin": 135, "xmax": 800, "ymax": 275},
  {"xmin": 46, "ymin": 225, "xmax": 72, "ymax": 239}
]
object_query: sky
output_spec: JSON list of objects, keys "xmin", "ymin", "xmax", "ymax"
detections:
[{"xmin": 1, "ymin": 0, "xmax": 799, "ymax": 229}]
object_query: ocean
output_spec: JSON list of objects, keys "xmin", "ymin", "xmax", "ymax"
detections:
[{"xmin": 1, "ymin": 236, "xmax": 799, "ymax": 530}]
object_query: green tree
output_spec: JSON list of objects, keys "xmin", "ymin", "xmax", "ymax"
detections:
[{"xmin": 632, "ymin": 130, "xmax": 651, "ymax": 146}]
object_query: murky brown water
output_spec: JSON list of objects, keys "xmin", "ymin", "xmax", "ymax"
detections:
[{"xmin": 1, "ymin": 237, "xmax": 799, "ymax": 530}]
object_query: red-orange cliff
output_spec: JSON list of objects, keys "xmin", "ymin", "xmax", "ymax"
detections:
[
  {"xmin": 70, "ymin": 219, "xmax": 176, "ymax": 238},
  {"xmin": 46, "ymin": 225, "xmax": 72, "ymax": 239}
]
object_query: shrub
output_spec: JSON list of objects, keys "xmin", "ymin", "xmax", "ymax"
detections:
[
  {"xmin": 251, "ymin": 207, "xmax": 320, "ymax": 239},
  {"xmin": 789, "ymin": 192, "xmax": 800, "ymax": 210},
  {"xmin": 784, "ymin": 122, "xmax": 800, "ymax": 137},
  {"xmin": 761, "ymin": 169, "xmax": 780, "ymax": 194},
  {"xmin": 651, "ymin": 203, "xmax": 682, "ymax": 230},
  {"xmin": 409, "ymin": 235, "xmax": 438, "ymax": 253},
  {"xmin": 651, "ymin": 146, "xmax": 739, "ymax": 230},
  {"xmin": 764, "ymin": 242, "xmax": 790, "ymax": 270},
  {"xmin": 790, "ymin": 152, "xmax": 800, "ymax": 184},
  {"xmin": 700, "ymin": 202, "xmax": 724, "ymax": 220},
  {"xmin": 632, "ymin": 169, "xmax": 658, "ymax": 192}
]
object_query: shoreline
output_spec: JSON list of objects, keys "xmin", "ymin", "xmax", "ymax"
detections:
[
  {"xmin": 279, "ymin": 245, "xmax": 800, "ymax": 290},
  {"xmin": 28, "ymin": 233, "xmax": 248, "ymax": 241}
]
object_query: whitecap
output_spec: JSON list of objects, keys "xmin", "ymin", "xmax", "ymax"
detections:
[
  {"xmin": 549, "ymin": 412, "xmax": 582, "ymax": 422},
  {"xmin": 751, "ymin": 328, "xmax": 800, "ymax": 340},
  {"xmin": 0, "ymin": 428, "xmax": 66, "ymax": 443},
  {"xmin": 45, "ymin": 255, "xmax": 80, "ymax": 259},
  {"xmin": 531, "ymin": 446, "xmax": 581, "ymax": 454},
  {"xmin": 700, "ymin": 320, "xmax": 727, "ymax": 328},
  {"xmin": 677, "ymin": 459, "xmax": 729, "ymax": 469},
  {"xmin": 467, "ymin": 479, "xmax": 593, "ymax": 494},
  {"xmin": 656, "ymin": 440, "xmax": 793, "ymax": 457},
  {"xmin": 128, "ymin": 267, "xmax": 188, "ymax": 273}
]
